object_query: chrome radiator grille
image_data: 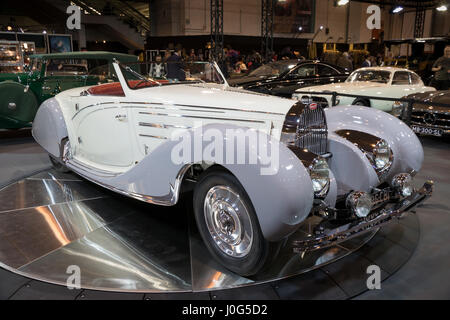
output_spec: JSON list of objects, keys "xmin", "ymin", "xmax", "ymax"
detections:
[{"xmin": 282, "ymin": 102, "xmax": 328, "ymax": 155}]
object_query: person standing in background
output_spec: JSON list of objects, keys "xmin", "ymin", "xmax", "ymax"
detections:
[
  {"xmin": 361, "ymin": 55, "xmax": 371, "ymax": 68},
  {"xmin": 337, "ymin": 52, "xmax": 353, "ymax": 72},
  {"xmin": 166, "ymin": 50, "xmax": 185, "ymax": 81},
  {"xmin": 431, "ymin": 46, "xmax": 450, "ymax": 90}
]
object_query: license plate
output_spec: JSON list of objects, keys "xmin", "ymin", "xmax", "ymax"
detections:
[
  {"xmin": 372, "ymin": 190, "xmax": 391, "ymax": 206},
  {"xmin": 411, "ymin": 125, "xmax": 442, "ymax": 137}
]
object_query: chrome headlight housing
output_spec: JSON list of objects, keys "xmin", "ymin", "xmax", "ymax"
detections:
[
  {"xmin": 309, "ymin": 157, "xmax": 330, "ymax": 198},
  {"xmin": 346, "ymin": 191, "xmax": 373, "ymax": 218},
  {"xmin": 335, "ymin": 130, "xmax": 393, "ymax": 180},
  {"xmin": 391, "ymin": 101, "xmax": 404, "ymax": 117},
  {"xmin": 391, "ymin": 173, "xmax": 413, "ymax": 197},
  {"xmin": 372, "ymin": 139, "xmax": 393, "ymax": 176}
]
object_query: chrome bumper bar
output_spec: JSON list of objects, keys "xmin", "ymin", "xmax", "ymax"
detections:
[{"xmin": 292, "ymin": 180, "xmax": 434, "ymax": 253}]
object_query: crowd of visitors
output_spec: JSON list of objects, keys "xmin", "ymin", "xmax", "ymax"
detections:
[{"xmin": 147, "ymin": 44, "xmax": 449, "ymax": 90}]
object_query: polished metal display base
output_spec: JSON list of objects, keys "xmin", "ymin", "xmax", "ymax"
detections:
[{"xmin": 0, "ymin": 169, "xmax": 380, "ymax": 293}]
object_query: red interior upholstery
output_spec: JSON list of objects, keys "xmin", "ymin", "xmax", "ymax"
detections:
[
  {"xmin": 87, "ymin": 80, "xmax": 170, "ymax": 96},
  {"xmin": 87, "ymin": 82, "xmax": 125, "ymax": 96}
]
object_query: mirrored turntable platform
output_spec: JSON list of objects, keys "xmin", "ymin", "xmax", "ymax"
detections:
[{"xmin": 0, "ymin": 169, "xmax": 419, "ymax": 293}]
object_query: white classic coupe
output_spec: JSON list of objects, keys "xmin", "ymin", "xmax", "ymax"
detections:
[
  {"xmin": 32, "ymin": 61, "xmax": 433, "ymax": 276},
  {"xmin": 292, "ymin": 67, "xmax": 436, "ymax": 114}
]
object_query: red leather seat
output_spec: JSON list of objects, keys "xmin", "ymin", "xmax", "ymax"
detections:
[
  {"xmin": 87, "ymin": 80, "xmax": 170, "ymax": 96},
  {"xmin": 87, "ymin": 82, "xmax": 125, "ymax": 96}
]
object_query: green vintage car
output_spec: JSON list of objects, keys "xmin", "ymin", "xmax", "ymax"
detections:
[{"xmin": 0, "ymin": 51, "xmax": 138, "ymax": 129}]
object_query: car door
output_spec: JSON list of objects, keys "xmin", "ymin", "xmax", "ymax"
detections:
[
  {"xmin": 70, "ymin": 90, "xmax": 135, "ymax": 170},
  {"xmin": 272, "ymin": 63, "xmax": 317, "ymax": 97},
  {"xmin": 316, "ymin": 64, "xmax": 342, "ymax": 85}
]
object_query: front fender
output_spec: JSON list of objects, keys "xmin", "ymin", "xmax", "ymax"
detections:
[
  {"xmin": 32, "ymin": 98, "xmax": 68, "ymax": 157},
  {"xmin": 327, "ymin": 132, "xmax": 379, "ymax": 194},
  {"xmin": 325, "ymin": 106, "xmax": 424, "ymax": 183},
  {"xmin": 77, "ymin": 123, "xmax": 316, "ymax": 242}
]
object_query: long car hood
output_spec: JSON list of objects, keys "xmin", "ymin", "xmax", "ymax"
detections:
[
  {"xmin": 121, "ymin": 83, "xmax": 295, "ymax": 116},
  {"xmin": 407, "ymin": 90, "xmax": 450, "ymax": 113},
  {"xmin": 301, "ymin": 81, "xmax": 386, "ymax": 94}
]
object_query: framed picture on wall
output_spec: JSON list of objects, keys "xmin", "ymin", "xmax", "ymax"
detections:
[{"xmin": 48, "ymin": 34, "xmax": 73, "ymax": 53}]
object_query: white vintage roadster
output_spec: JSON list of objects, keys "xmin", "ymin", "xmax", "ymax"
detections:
[{"xmin": 33, "ymin": 61, "xmax": 433, "ymax": 276}]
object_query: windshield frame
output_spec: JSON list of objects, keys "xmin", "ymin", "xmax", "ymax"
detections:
[{"xmin": 118, "ymin": 60, "xmax": 228, "ymax": 90}]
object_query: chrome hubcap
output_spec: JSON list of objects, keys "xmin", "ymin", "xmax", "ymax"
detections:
[{"xmin": 204, "ymin": 186, "xmax": 253, "ymax": 257}]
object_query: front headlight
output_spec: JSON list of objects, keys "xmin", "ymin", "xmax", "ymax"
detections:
[
  {"xmin": 372, "ymin": 139, "xmax": 392, "ymax": 175},
  {"xmin": 346, "ymin": 191, "xmax": 373, "ymax": 218},
  {"xmin": 391, "ymin": 173, "xmax": 413, "ymax": 197},
  {"xmin": 392, "ymin": 101, "xmax": 404, "ymax": 117},
  {"xmin": 309, "ymin": 157, "xmax": 330, "ymax": 198}
]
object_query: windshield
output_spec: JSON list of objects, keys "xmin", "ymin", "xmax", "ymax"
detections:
[
  {"xmin": 248, "ymin": 60, "xmax": 297, "ymax": 77},
  {"xmin": 346, "ymin": 70, "xmax": 391, "ymax": 84},
  {"xmin": 46, "ymin": 59, "xmax": 88, "ymax": 76},
  {"xmin": 120, "ymin": 61, "xmax": 226, "ymax": 90}
]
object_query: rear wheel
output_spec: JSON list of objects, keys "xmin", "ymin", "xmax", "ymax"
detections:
[
  {"xmin": 193, "ymin": 170, "xmax": 277, "ymax": 276},
  {"xmin": 353, "ymin": 99, "xmax": 371, "ymax": 107},
  {"xmin": 49, "ymin": 155, "xmax": 70, "ymax": 173}
]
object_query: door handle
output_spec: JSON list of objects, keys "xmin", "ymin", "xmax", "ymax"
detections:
[{"xmin": 115, "ymin": 114, "xmax": 127, "ymax": 121}]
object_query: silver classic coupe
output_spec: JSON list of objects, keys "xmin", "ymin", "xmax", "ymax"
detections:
[{"xmin": 32, "ymin": 61, "xmax": 433, "ymax": 276}]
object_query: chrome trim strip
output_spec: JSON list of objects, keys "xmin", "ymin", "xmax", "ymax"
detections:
[
  {"xmin": 71, "ymin": 102, "xmax": 116, "ymax": 120},
  {"xmin": 139, "ymin": 134, "xmax": 168, "ymax": 139},
  {"xmin": 66, "ymin": 161, "xmax": 192, "ymax": 206},
  {"xmin": 139, "ymin": 122, "xmax": 191, "ymax": 129},
  {"xmin": 179, "ymin": 108, "xmax": 225, "ymax": 114},
  {"xmin": 173, "ymin": 103, "xmax": 285, "ymax": 115},
  {"xmin": 138, "ymin": 111, "xmax": 266, "ymax": 123},
  {"xmin": 106, "ymin": 100, "xmax": 285, "ymax": 115},
  {"xmin": 70, "ymin": 158, "xmax": 123, "ymax": 178},
  {"xmin": 410, "ymin": 121, "xmax": 450, "ymax": 130}
]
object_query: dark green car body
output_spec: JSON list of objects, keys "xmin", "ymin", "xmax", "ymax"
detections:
[{"xmin": 0, "ymin": 51, "xmax": 138, "ymax": 129}]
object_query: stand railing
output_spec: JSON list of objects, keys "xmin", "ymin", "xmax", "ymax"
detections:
[{"xmin": 294, "ymin": 90, "xmax": 450, "ymax": 125}]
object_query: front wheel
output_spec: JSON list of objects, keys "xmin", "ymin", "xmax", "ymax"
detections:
[{"xmin": 193, "ymin": 170, "xmax": 277, "ymax": 276}]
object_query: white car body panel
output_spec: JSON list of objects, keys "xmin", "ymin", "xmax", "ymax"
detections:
[{"xmin": 57, "ymin": 83, "xmax": 293, "ymax": 174}]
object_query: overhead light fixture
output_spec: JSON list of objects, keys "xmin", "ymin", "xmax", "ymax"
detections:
[
  {"xmin": 320, "ymin": 25, "xmax": 324, "ymax": 30},
  {"xmin": 392, "ymin": 6, "xmax": 404, "ymax": 13},
  {"xmin": 7, "ymin": 26, "xmax": 12, "ymax": 31},
  {"xmin": 298, "ymin": 26, "xmax": 303, "ymax": 31},
  {"xmin": 436, "ymin": 5, "xmax": 448, "ymax": 11},
  {"xmin": 337, "ymin": 0, "xmax": 349, "ymax": 5},
  {"xmin": 42, "ymin": 30, "xmax": 47, "ymax": 34}
]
